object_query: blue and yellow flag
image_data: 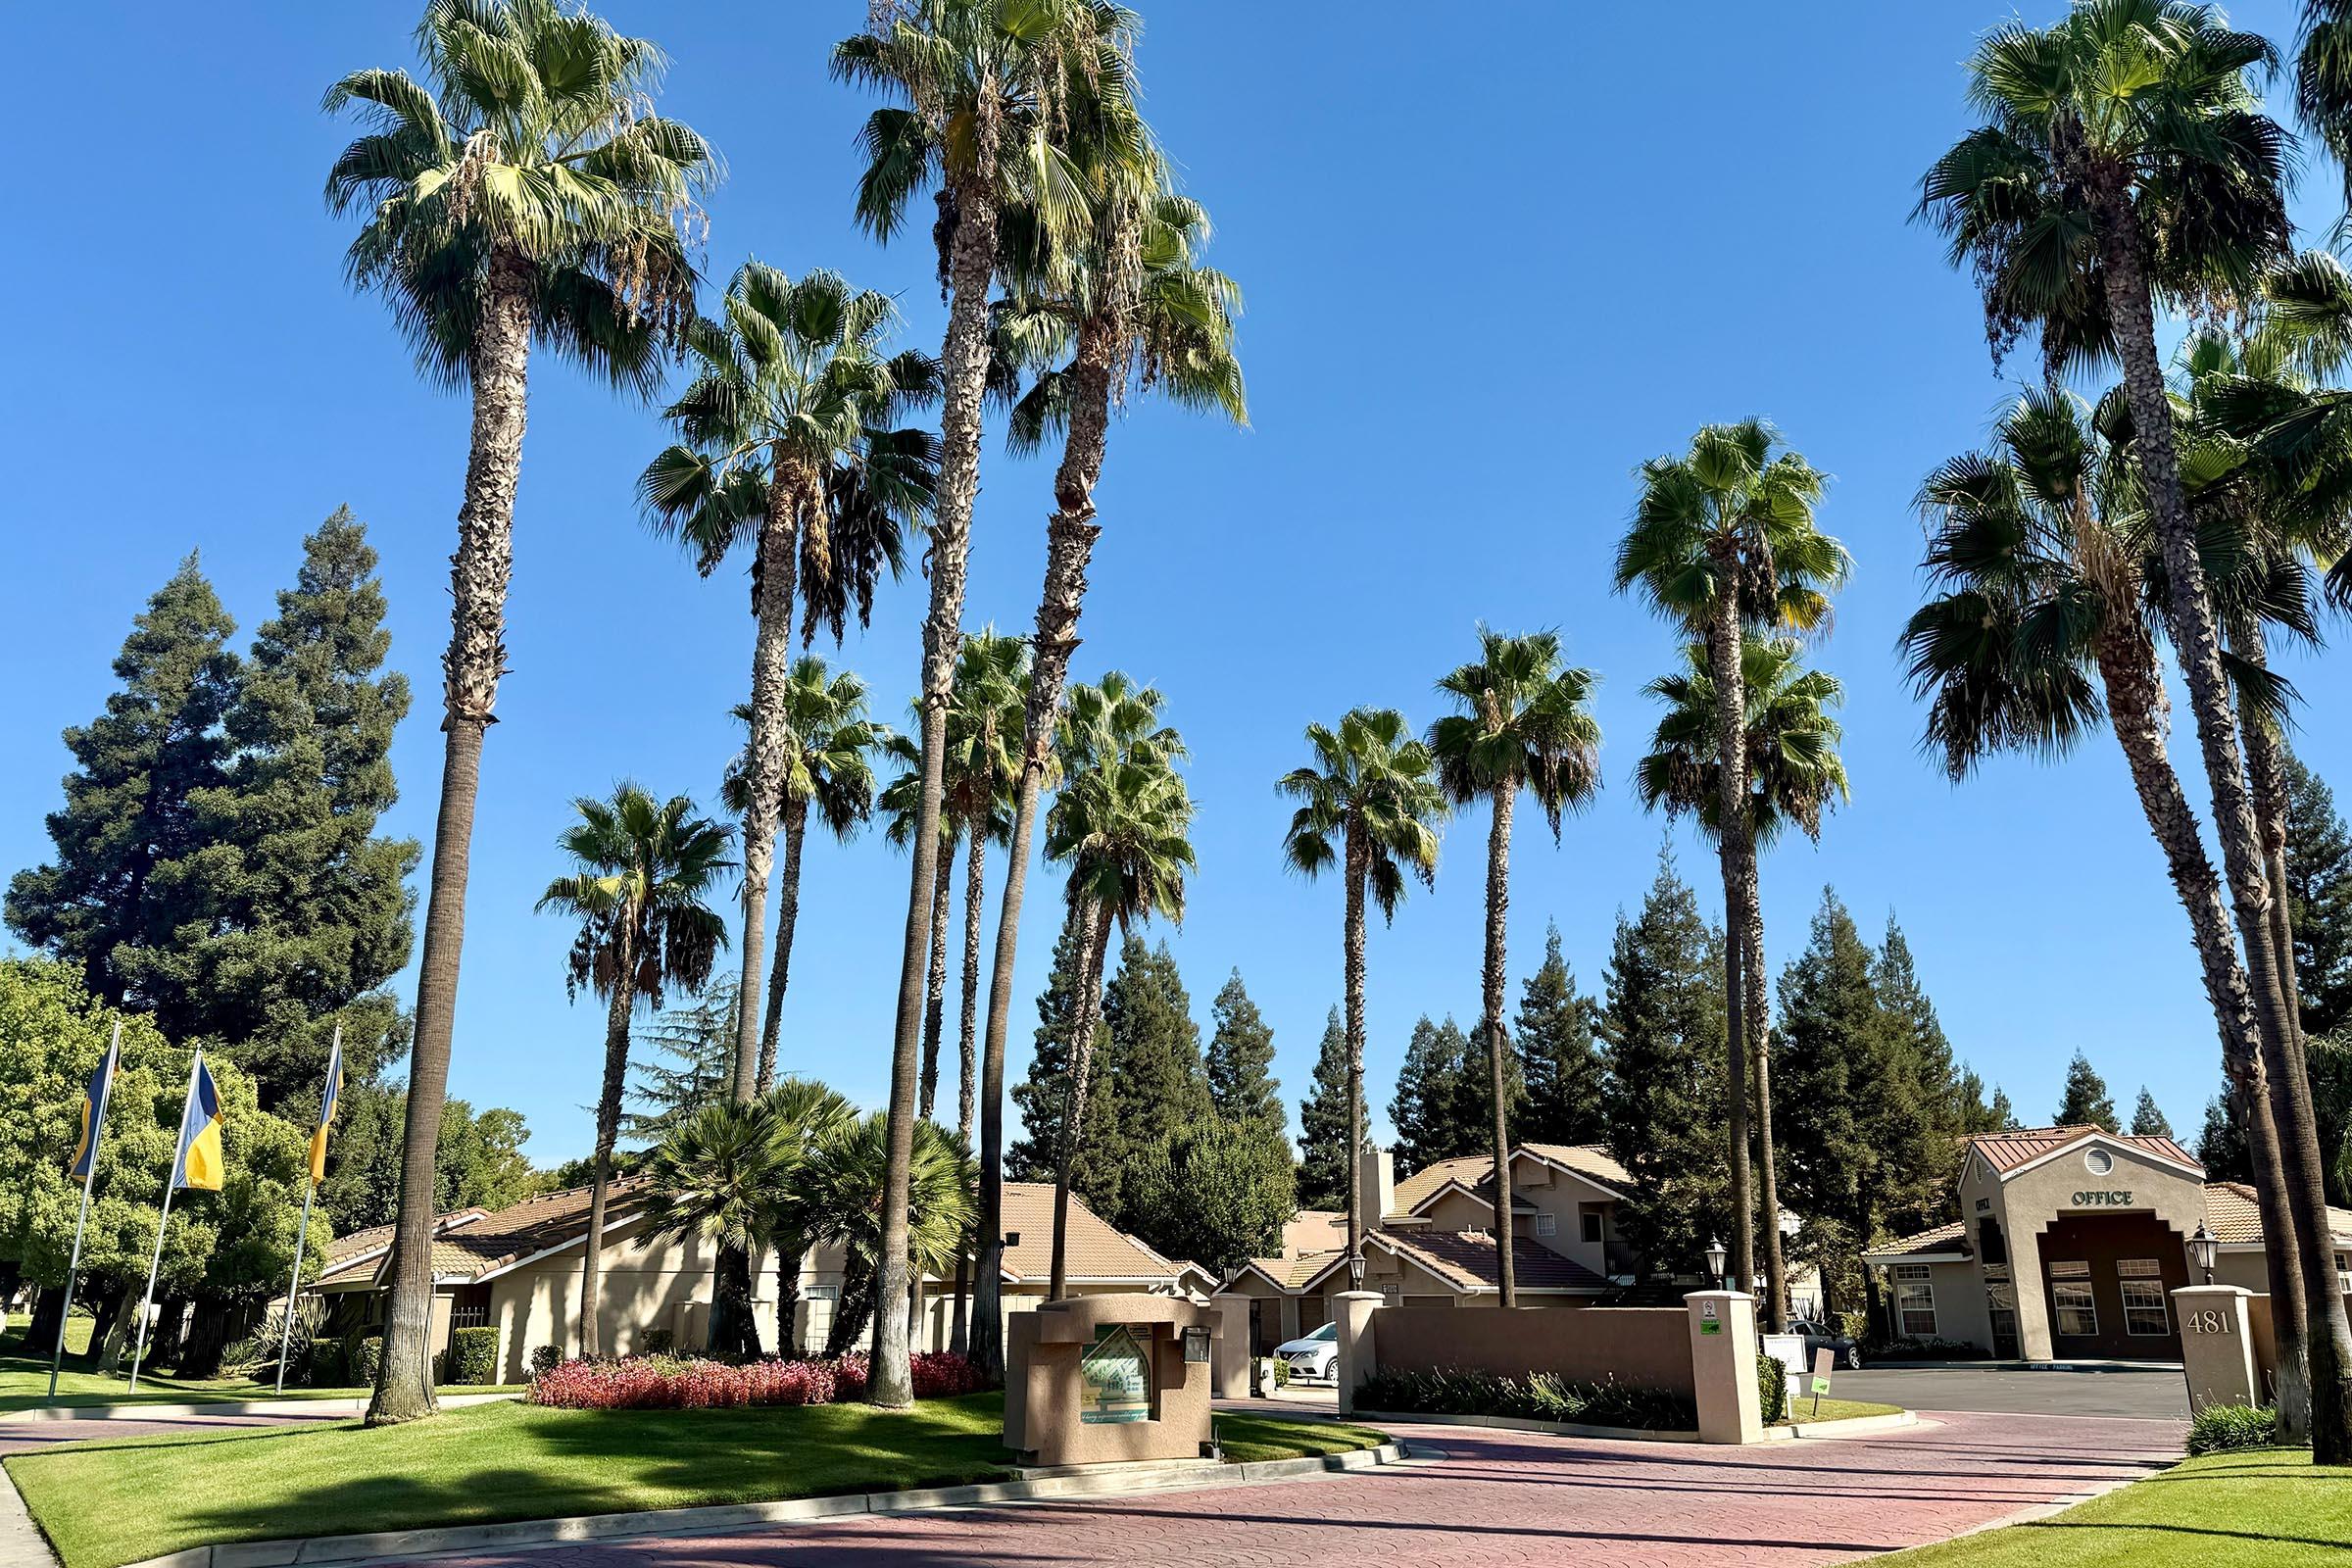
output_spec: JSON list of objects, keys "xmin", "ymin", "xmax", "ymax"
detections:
[
  {"xmin": 69, "ymin": 1030, "xmax": 120, "ymax": 1180},
  {"xmin": 171, "ymin": 1054, "xmax": 225, "ymax": 1193},
  {"xmin": 309, "ymin": 1034, "xmax": 343, "ymax": 1186}
]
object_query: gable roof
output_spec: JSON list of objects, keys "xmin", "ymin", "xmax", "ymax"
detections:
[
  {"xmin": 317, "ymin": 1181, "xmax": 660, "ymax": 1288},
  {"xmin": 2202, "ymin": 1181, "xmax": 2352, "ymax": 1247},
  {"xmin": 1390, "ymin": 1144, "xmax": 1635, "ymax": 1219},
  {"xmin": 1294, "ymin": 1229, "xmax": 1610, "ymax": 1295},
  {"xmin": 996, "ymin": 1182, "xmax": 1195, "ymax": 1286},
  {"xmin": 1964, "ymin": 1125, "xmax": 2201, "ymax": 1181},
  {"xmin": 1861, "ymin": 1220, "xmax": 1971, "ymax": 1263}
]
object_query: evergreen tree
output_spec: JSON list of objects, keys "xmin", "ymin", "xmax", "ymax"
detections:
[
  {"xmin": 1205, "ymin": 970, "xmax": 1283, "ymax": 1129},
  {"xmin": 2130, "ymin": 1087, "xmax": 2175, "ymax": 1140},
  {"xmin": 8, "ymin": 558, "xmax": 240, "ymax": 1011},
  {"xmin": 1124, "ymin": 1117, "xmax": 1298, "ymax": 1273},
  {"xmin": 1008, "ymin": 912, "xmax": 1110, "ymax": 1185},
  {"xmin": 625, "ymin": 982, "xmax": 737, "ymax": 1145},
  {"xmin": 1389, "ymin": 1014, "xmax": 1470, "ymax": 1174},
  {"xmin": 2054, "ymin": 1052, "xmax": 2119, "ymax": 1132},
  {"xmin": 2283, "ymin": 754, "xmax": 2352, "ymax": 1041},
  {"xmin": 319, "ymin": 1086, "xmax": 542, "ymax": 1232},
  {"xmin": 1598, "ymin": 848, "xmax": 1730, "ymax": 1274},
  {"xmin": 1298, "ymin": 1007, "xmax": 1365, "ymax": 1208},
  {"xmin": 1871, "ymin": 914, "xmax": 1969, "ymax": 1235},
  {"xmin": 1956, "ymin": 1067, "xmax": 2009, "ymax": 1134},
  {"xmin": 1516, "ymin": 922, "xmax": 1606, "ymax": 1146},
  {"xmin": 164, "ymin": 513, "xmax": 417, "ymax": 1102},
  {"xmin": 2197, "ymin": 1091, "xmax": 2254, "ymax": 1184},
  {"xmin": 1988, "ymin": 1085, "xmax": 2018, "ymax": 1131},
  {"xmin": 1089, "ymin": 938, "xmax": 1211, "ymax": 1229}
]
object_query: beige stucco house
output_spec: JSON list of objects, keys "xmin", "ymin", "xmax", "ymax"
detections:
[{"xmin": 313, "ymin": 1178, "xmax": 1210, "ymax": 1383}]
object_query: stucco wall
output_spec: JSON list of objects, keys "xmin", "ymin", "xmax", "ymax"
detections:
[
  {"xmin": 1370, "ymin": 1303, "xmax": 1694, "ymax": 1397},
  {"xmin": 1979, "ymin": 1140, "xmax": 2206, "ymax": 1361}
]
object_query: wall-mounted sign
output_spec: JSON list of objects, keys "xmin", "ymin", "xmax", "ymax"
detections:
[
  {"xmin": 1080, "ymin": 1325, "xmax": 1152, "ymax": 1424},
  {"xmin": 2070, "ymin": 1191, "xmax": 2135, "ymax": 1207},
  {"xmin": 1183, "ymin": 1326, "xmax": 1210, "ymax": 1363}
]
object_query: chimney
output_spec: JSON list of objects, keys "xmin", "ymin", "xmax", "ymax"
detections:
[{"xmin": 1360, "ymin": 1145, "xmax": 1396, "ymax": 1228}]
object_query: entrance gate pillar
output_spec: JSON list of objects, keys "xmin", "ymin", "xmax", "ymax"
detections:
[
  {"xmin": 1334, "ymin": 1291, "xmax": 1382, "ymax": 1416},
  {"xmin": 1208, "ymin": 1293, "xmax": 1252, "ymax": 1399},
  {"xmin": 1685, "ymin": 1291, "xmax": 1764, "ymax": 1445},
  {"xmin": 2173, "ymin": 1285, "xmax": 2259, "ymax": 1413}
]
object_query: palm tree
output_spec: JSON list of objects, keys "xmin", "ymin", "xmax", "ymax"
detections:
[
  {"xmin": 536, "ymin": 787, "xmax": 732, "ymax": 1357},
  {"xmin": 758, "ymin": 1078, "xmax": 861, "ymax": 1355},
  {"xmin": 643, "ymin": 266, "xmax": 937, "ymax": 1102},
  {"xmin": 943, "ymin": 632, "xmax": 1027, "ymax": 1146},
  {"xmin": 638, "ymin": 1100, "xmax": 778, "ymax": 1356},
  {"xmin": 718, "ymin": 661, "xmax": 888, "ymax": 1089},
  {"xmin": 323, "ymin": 0, "xmax": 716, "ymax": 1423},
  {"xmin": 1637, "ymin": 636, "xmax": 1847, "ymax": 1331},
  {"xmin": 877, "ymin": 732, "xmax": 960, "ymax": 1123},
  {"xmin": 1919, "ymin": 3, "xmax": 2352, "ymax": 1459},
  {"xmin": 1904, "ymin": 386, "xmax": 2315, "ymax": 1433},
  {"xmin": 1044, "ymin": 738, "xmax": 1194, "ymax": 1298},
  {"xmin": 833, "ymin": 0, "xmax": 1118, "ymax": 1407},
  {"xmin": 1426, "ymin": 631, "xmax": 1601, "ymax": 1306},
  {"xmin": 800, "ymin": 1112, "xmax": 976, "ymax": 1358},
  {"xmin": 1615, "ymin": 419, "xmax": 1845, "ymax": 1305},
  {"xmin": 1275, "ymin": 710, "xmax": 1444, "ymax": 1265}
]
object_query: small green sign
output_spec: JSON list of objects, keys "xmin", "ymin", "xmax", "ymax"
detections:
[
  {"xmin": 1699, "ymin": 1319, "xmax": 1721, "ymax": 1337},
  {"xmin": 1810, "ymin": 1376, "xmax": 1831, "ymax": 1395}
]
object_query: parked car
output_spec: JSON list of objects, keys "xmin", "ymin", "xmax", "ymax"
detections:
[
  {"xmin": 1787, "ymin": 1316, "xmax": 1863, "ymax": 1370},
  {"xmin": 1274, "ymin": 1321, "xmax": 1339, "ymax": 1381}
]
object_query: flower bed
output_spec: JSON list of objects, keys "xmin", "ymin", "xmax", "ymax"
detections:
[
  {"xmin": 529, "ymin": 1350, "xmax": 981, "ymax": 1410},
  {"xmin": 1355, "ymin": 1366, "xmax": 1694, "ymax": 1432}
]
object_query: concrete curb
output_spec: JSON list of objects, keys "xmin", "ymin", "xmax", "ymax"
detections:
[
  {"xmin": 1, "ymin": 1395, "xmax": 517, "ymax": 1427},
  {"xmin": 105, "ymin": 1442, "xmax": 1413, "ymax": 1568},
  {"xmin": 0, "ymin": 1457, "xmax": 58, "ymax": 1568},
  {"xmin": 1351, "ymin": 1408, "xmax": 1702, "ymax": 1444},
  {"xmin": 1765, "ymin": 1410, "xmax": 1922, "ymax": 1442}
]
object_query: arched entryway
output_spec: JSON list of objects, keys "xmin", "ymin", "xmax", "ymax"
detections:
[{"xmin": 2034, "ymin": 1213, "xmax": 2188, "ymax": 1359}]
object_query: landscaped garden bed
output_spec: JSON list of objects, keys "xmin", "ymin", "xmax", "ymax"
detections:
[
  {"xmin": 1354, "ymin": 1367, "xmax": 1695, "ymax": 1433},
  {"xmin": 527, "ymin": 1350, "xmax": 982, "ymax": 1409}
]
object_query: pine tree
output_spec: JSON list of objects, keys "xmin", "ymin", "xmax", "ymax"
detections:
[
  {"xmin": 2130, "ymin": 1087, "xmax": 2174, "ymax": 1140},
  {"xmin": 1598, "ymin": 848, "xmax": 1730, "ymax": 1273},
  {"xmin": 8, "ymin": 557, "xmax": 240, "ymax": 1010},
  {"xmin": 1205, "ymin": 969, "xmax": 1283, "ymax": 1128},
  {"xmin": 1090, "ymin": 938, "xmax": 1211, "ymax": 1228},
  {"xmin": 1516, "ymin": 922, "xmax": 1606, "ymax": 1147},
  {"xmin": 1988, "ymin": 1085, "xmax": 2018, "ymax": 1131},
  {"xmin": 626, "ymin": 981, "xmax": 737, "ymax": 1145},
  {"xmin": 1872, "ymin": 914, "xmax": 1969, "ymax": 1234},
  {"xmin": 2283, "ymin": 754, "xmax": 2352, "ymax": 1040},
  {"xmin": 160, "ymin": 512, "xmax": 417, "ymax": 1102},
  {"xmin": 1389, "ymin": 1014, "xmax": 1466, "ymax": 1174},
  {"xmin": 2054, "ymin": 1052, "xmax": 2119, "ymax": 1132},
  {"xmin": 1298, "ymin": 1007, "xmax": 1364, "ymax": 1209},
  {"xmin": 2197, "ymin": 1091, "xmax": 2254, "ymax": 1184},
  {"xmin": 1956, "ymin": 1067, "xmax": 2008, "ymax": 1134},
  {"xmin": 1008, "ymin": 911, "xmax": 1110, "ymax": 1185}
]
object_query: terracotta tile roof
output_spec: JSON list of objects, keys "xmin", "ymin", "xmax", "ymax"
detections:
[
  {"xmin": 1521, "ymin": 1143, "xmax": 1635, "ymax": 1189},
  {"xmin": 317, "ymin": 1183, "xmax": 654, "ymax": 1287},
  {"xmin": 324, "ymin": 1221, "xmax": 395, "ymax": 1267},
  {"xmin": 1375, "ymin": 1229, "xmax": 1610, "ymax": 1293},
  {"xmin": 1391, "ymin": 1154, "xmax": 1495, "ymax": 1214},
  {"xmin": 2203, "ymin": 1182, "xmax": 2352, "ymax": 1246},
  {"xmin": 997, "ymin": 1182, "xmax": 1192, "ymax": 1285},
  {"xmin": 1392, "ymin": 1144, "xmax": 1636, "ymax": 1217},
  {"xmin": 1281, "ymin": 1210, "xmax": 1347, "ymax": 1258},
  {"xmin": 1864, "ymin": 1221, "xmax": 1970, "ymax": 1260},
  {"xmin": 1965, "ymin": 1125, "xmax": 2200, "ymax": 1175}
]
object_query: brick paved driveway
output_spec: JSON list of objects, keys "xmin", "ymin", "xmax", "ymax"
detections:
[{"xmin": 399, "ymin": 1408, "xmax": 2183, "ymax": 1568}]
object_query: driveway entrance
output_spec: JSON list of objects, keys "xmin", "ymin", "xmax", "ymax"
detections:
[{"xmin": 1833, "ymin": 1363, "xmax": 2186, "ymax": 1420}]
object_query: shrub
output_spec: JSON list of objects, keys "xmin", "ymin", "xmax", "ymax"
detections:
[
  {"xmin": 638, "ymin": 1328, "xmax": 675, "ymax": 1356},
  {"xmin": 348, "ymin": 1335, "xmax": 383, "ymax": 1386},
  {"xmin": 525, "ymin": 1350, "xmax": 980, "ymax": 1412},
  {"xmin": 530, "ymin": 1345, "xmax": 564, "ymax": 1380},
  {"xmin": 306, "ymin": 1340, "xmax": 347, "ymax": 1387},
  {"xmin": 2188, "ymin": 1402, "xmax": 2281, "ymax": 1455},
  {"xmin": 443, "ymin": 1326, "xmax": 499, "ymax": 1386},
  {"xmin": 1268, "ymin": 1355, "xmax": 1291, "ymax": 1389},
  {"xmin": 1755, "ymin": 1351, "xmax": 1788, "ymax": 1425},
  {"xmin": 1354, "ymin": 1365, "xmax": 1693, "ymax": 1432}
]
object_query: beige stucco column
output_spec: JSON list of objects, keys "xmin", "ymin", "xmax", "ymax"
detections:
[
  {"xmin": 1208, "ymin": 1294, "xmax": 1253, "ymax": 1398},
  {"xmin": 2174, "ymin": 1286, "xmax": 2260, "ymax": 1413},
  {"xmin": 1685, "ymin": 1291, "xmax": 1763, "ymax": 1445},
  {"xmin": 1333, "ymin": 1290, "xmax": 1382, "ymax": 1416}
]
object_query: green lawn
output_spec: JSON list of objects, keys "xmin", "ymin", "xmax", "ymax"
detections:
[
  {"xmin": 0, "ymin": 1320, "xmax": 372, "ymax": 1414},
  {"xmin": 1881, "ymin": 1447, "xmax": 2352, "ymax": 1565},
  {"xmin": 7, "ymin": 1392, "xmax": 1388, "ymax": 1568},
  {"xmin": 1778, "ymin": 1398, "xmax": 1905, "ymax": 1425}
]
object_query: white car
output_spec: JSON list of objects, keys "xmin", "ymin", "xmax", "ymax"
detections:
[{"xmin": 1274, "ymin": 1321, "xmax": 1339, "ymax": 1381}]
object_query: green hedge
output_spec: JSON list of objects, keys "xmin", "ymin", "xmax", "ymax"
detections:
[
  {"xmin": 1755, "ymin": 1351, "xmax": 1788, "ymax": 1424},
  {"xmin": 439, "ymin": 1326, "xmax": 499, "ymax": 1386},
  {"xmin": 1355, "ymin": 1366, "xmax": 1694, "ymax": 1432},
  {"xmin": 348, "ymin": 1335, "xmax": 383, "ymax": 1387},
  {"xmin": 2188, "ymin": 1403, "xmax": 2281, "ymax": 1455}
]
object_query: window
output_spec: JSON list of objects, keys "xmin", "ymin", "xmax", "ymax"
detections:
[
  {"xmin": 2337, "ymin": 1253, "xmax": 2352, "ymax": 1297},
  {"xmin": 1581, "ymin": 1211, "xmax": 1603, "ymax": 1244},
  {"xmin": 1533, "ymin": 1212, "xmax": 1556, "ymax": 1238},
  {"xmin": 1893, "ymin": 1264, "xmax": 1937, "ymax": 1338},
  {"xmin": 2118, "ymin": 1260, "xmax": 2169, "ymax": 1337},
  {"xmin": 449, "ymin": 1285, "xmax": 491, "ymax": 1331},
  {"xmin": 2050, "ymin": 1260, "xmax": 2097, "ymax": 1337}
]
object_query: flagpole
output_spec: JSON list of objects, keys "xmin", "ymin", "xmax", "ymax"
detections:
[
  {"xmin": 274, "ymin": 1026, "xmax": 338, "ymax": 1395},
  {"xmin": 128, "ymin": 1050, "xmax": 201, "ymax": 1396},
  {"xmin": 48, "ymin": 1021, "xmax": 121, "ymax": 1400}
]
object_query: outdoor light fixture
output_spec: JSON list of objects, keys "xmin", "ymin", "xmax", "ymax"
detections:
[
  {"xmin": 1347, "ymin": 1249, "xmax": 1366, "ymax": 1290},
  {"xmin": 2190, "ymin": 1221, "xmax": 2219, "ymax": 1285},
  {"xmin": 1703, "ymin": 1236, "xmax": 1728, "ymax": 1288}
]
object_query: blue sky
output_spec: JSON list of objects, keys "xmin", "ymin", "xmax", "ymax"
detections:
[{"xmin": 5, "ymin": 1, "xmax": 2346, "ymax": 1167}]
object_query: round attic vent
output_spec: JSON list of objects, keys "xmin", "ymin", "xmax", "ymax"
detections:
[{"xmin": 2084, "ymin": 1148, "xmax": 2115, "ymax": 1177}]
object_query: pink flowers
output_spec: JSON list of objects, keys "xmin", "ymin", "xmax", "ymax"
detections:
[{"xmin": 527, "ymin": 1350, "xmax": 981, "ymax": 1410}]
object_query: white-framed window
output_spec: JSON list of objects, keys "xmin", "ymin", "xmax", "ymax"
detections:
[
  {"xmin": 2337, "ymin": 1252, "xmax": 2352, "ymax": 1297},
  {"xmin": 2118, "ymin": 1260, "xmax": 2168, "ymax": 1337},
  {"xmin": 2050, "ymin": 1260, "xmax": 2097, "ymax": 1337},
  {"xmin": 1533, "ymin": 1212, "xmax": 1556, "ymax": 1238},
  {"xmin": 1582, "ymin": 1211, "xmax": 1603, "ymax": 1244},
  {"xmin": 1893, "ymin": 1263, "xmax": 1937, "ymax": 1338}
]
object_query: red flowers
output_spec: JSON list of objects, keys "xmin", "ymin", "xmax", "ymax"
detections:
[{"xmin": 527, "ymin": 1350, "xmax": 980, "ymax": 1410}]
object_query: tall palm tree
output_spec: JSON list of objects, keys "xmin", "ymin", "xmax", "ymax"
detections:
[
  {"xmin": 536, "ymin": 786, "xmax": 732, "ymax": 1357},
  {"xmin": 642, "ymin": 265, "xmax": 937, "ymax": 1102},
  {"xmin": 718, "ymin": 661, "xmax": 888, "ymax": 1089},
  {"xmin": 1044, "ymin": 747, "xmax": 1194, "ymax": 1298},
  {"xmin": 1276, "ymin": 710, "xmax": 1445, "ymax": 1264},
  {"xmin": 638, "ymin": 1100, "xmax": 779, "ymax": 1356},
  {"xmin": 944, "ymin": 632, "xmax": 1027, "ymax": 1146},
  {"xmin": 1904, "ymin": 386, "xmax": 2315, "ymax": 1433},
  {"xmin": 834, "ymin": 0, "xmax": 1117, "ymax": 1406},
  {"xmin": 1615, "ymin": 419, "xmax": 1845, "ymax": 1304},
  {"xmin": 1637, "ymin": 636, "xmax": 1847, "ymax": 1331},
  {"xmin": 1427, "ymin": 631, "xmax": 1601, "ymax": 1306},
  {"xmin": 1919, "ymin": 2, "xmax": 2352, "ymax": 1459},
  {"xmin": 877, "ymin": 732, "xmax": 959, "ymax": 1121},
  {"xmin": 757, "ymin": 1077, "xmax": 861, "ymax": 1355},
  {"xmin": 800, "ymin": 1111, "xmax": 976, "ymax": 1356},
  {"xmin": 323, "ymin": 0, "xmax": 716, "ymax": 1424}
]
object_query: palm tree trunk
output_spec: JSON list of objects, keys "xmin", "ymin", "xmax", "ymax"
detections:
[
  {"xmin": 2094, "ymin": 621, "xmax": 2309, "ymax": 1434},
  {"xmin": 580, "ymin": 932, "xmax": 637, "ymax": 1360},
  {"xmin": 958, "ymin": 821, "xmax": 987, "ymax": 1148},
  {"xmin": 757, "ymin": 802, "xmax": 810, "ymax": 1091},
  {"xmin": 1050, "ymin": 902, "xmax": 1112, "ymax": 1300},
  {"xmin": 827, "ymin": 1250, "xmax": 876, "ymax": 1359},
  {"xmin": 1703, "ymin": 598, "xmax": 1756, "ymax": 1298},
  {"xmin": 949, "ymin": 1246, "xmax": 970, "ymax": 1356},
  {"xmin": 1481, "ymin": 790, "xmax": 1518, "ymax": 1307},
  {"xmin": 370, "ymin": 248, "xmax": 532, "ymax": 1427},
  {"xmin": 970, "ymin": 296, "xmax": 1118, "ymax": 1382},
  {"xmin": 1740, "ymin": 856, "xmax": 1788, "ymax": 1332},
  {"xmin": 919, "ymin": 847, "xmax": 955, "ymax": 1121},
  {"xmin": 775, "ymin": 1235, "xmax": 807, "ymax": 1356},
  {"xmin": 731, "ymin": 455, "xmax": 807, "ymax": 1102},
  {"xmin": 875, "ymin": 145, "xmax": 1004, "ymax": 1409},
  {"xmin": 2095, "ymin": 196, "xmax": 2352, "ymax": 1460},
  {"xmin": 1343, "ymin": 830, "xmax": 1370, "ymax": 1262}
]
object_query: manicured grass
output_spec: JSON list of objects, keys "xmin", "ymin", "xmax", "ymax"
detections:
[
  {"xmin": 7, "ymin": 1392, "xmax": 1391, "ymax": 1568},
  {"xmin": 1778, "ymin": 1398, "xmax": 1905, "ymax": 1425},
  {"xmin": 0, "ymin": 1324, "xmax": 372, "ymax": 1414},
  {"xmin": 1881, "ymin": 1447, "xmax": 2352, "ymax": 1565}
]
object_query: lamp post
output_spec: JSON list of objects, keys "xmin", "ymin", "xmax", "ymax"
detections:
[
  {"xmin": 2189, "ymin": 1222, "xmax": 2219, "ymax": 1286},
  {"xmin": 1347, "ymin": 1249, "xmax": 1366, "ymax": 1291},
  {"xmin": 1703, "ymin": 1236, "xmax": 1728, "ymax": 1290}
]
